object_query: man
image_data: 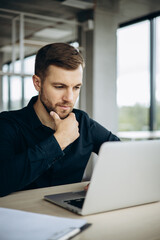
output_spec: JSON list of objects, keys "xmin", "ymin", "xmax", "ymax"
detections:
[{"xmin": 0, "ymin": 43, "xmax": 120, "ymax": 197}]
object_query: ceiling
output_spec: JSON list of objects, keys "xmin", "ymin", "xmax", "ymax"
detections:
[
  {"xmin": 0, "ymin": 0, "xmax": 94, "ymax": 63},
  {"xmin": 0, "ymin": 0, "xmax": 160, "ymax": 64}
]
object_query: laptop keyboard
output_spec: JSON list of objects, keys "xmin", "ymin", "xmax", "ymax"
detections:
[
  {"xmin": 64, "ymin": 198, "xmax": 85, "ymax": 209},
  {"xmin": 72, "ymin": 190, "xmax": 86, "ymax": 197}
]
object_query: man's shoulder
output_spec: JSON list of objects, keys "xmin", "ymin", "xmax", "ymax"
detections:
[
  {"xmin": 73, "ymin": 108, "xmax": 95, "ymax": 129},
  {"xmin": 73, "ymin": 108, "xmax": 89, "ymax": 119},
  {"xmin": 0, "ymin": 107, "xmax": 27, "ymax": 125},
  {"xmin": 0, "ymin": 96, "xmax": 37, "ymax": 123}
]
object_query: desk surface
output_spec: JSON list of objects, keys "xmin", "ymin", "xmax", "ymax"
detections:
[
  {"xmin": 0, "ymin": 182, "xmax": 160, "ymax": 240},
  {"xmin": 118, "ymin": 130, "xmax": 160, "ymax": 141}
]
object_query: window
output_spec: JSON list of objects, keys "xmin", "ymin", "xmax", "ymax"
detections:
[
  {"xmin": 10, "ymin": 60, "xmax": 22, "ymax": 110},
  {"xmin": 156, "ymin": 17, "xmax": 160, "ymax": 129},
  {"xmin": 24, "ymin": 55, "xmax": 37, "ymax": 106},
  {"xmin": 2, "ymin": 55, "xmax": 37, "ymax": 111},
  {"xmin": 2, "ymin": 65, "xmax": 9, "ymax": 111},
  {"xmin": 117, "ymin": 14, "xmax": 160, "ymax": 132}
]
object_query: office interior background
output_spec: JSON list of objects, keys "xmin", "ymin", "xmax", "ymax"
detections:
[{"xmin": 0, "ymin": 0, "xmax": 160, "ymax": 149}]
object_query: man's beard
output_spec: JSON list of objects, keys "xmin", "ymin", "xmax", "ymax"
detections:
[
  {"xmin": 40, "ymin": 90, "xmax": 73, "ymax": 119},
  {"xmin": 40, "ymin": 95, "xmax": 52, "ymax": 114}
]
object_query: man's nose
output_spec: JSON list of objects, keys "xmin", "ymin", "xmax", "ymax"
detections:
[{"xmin": 63, "ymin": 89, "xmax": 74, "ymax": 102}]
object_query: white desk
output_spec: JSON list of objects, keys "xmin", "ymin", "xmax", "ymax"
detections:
[
  {"xmin": 0, "ymin": 182, "xmax": 160, "ymax": 240},
  {"xmin": 118, "ymin": 130, "xmax": 160, "ymax": 141}
]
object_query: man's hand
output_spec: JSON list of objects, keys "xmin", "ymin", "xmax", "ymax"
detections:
[
  {"xmin": 84, "ymin": 183, "xmax": 90, "ymax": 191},
  {"xmin": 50, "ymin": 111, "xmax": 80, "ymax": 150}
]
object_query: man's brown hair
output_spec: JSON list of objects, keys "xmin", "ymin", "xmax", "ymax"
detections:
[{"xmin": 35, "ymin": 42, "xmax": 84, "ymax": 81}]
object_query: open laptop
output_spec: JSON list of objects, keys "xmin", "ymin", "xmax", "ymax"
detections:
[{"xmin": 44, "ymin": 140, "xmax": 160, "ymax": 215}]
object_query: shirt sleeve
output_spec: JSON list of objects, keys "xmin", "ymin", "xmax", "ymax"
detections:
[
  {"xmin": 89, "ymin": 118, "xmax": 120, "ymax": 154},
  {"xmin": 0, "ymin": 119, "xmax": 64, "ymax": 197}
]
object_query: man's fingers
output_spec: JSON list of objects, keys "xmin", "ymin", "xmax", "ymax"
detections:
[
  {"xmin": 69, "ymin": 113, "xmax": 78, "ymax": 123},
  {"xmin": 84, "ymin": 183, "xmax": 90, "ymax": 191},
  {"xmin": 50, "ymin": 111, "xmax": 60, "ymax": 121}
]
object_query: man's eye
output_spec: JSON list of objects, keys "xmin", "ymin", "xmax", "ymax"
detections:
[
  {"xmin": 55, "ymin": 86, "xmax": 63, "ymax": 89},
  {"xmin": 74, "ymin": 86, "xmax": 81, "ymax": 90}
]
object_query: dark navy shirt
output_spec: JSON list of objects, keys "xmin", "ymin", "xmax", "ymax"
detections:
[{"xmin": 0, "ymin": 96, "xmax": 120, "ymax": 197}]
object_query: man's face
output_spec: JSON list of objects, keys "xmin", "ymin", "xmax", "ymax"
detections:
[{"xmin": 39, "ymin": 65, "xmax": 83, "ymax": 119}]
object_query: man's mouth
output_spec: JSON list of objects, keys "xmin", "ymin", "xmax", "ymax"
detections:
[
  {"xmin": 57, "ymin": 104, "xmax": 72, "ymax": 111},
  {"xmin": 59, "ymin": 105, "xmax": 70, "ymax": 110}
]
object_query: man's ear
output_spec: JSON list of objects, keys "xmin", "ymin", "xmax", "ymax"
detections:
[{"xmin": 32, "ymin": 75, "xmax": 41, "ymax": 92}]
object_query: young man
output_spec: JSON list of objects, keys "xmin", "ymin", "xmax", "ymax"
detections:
[{"xmin": 0, "ymin": 43, "xmax": 120, "ymax": 197}]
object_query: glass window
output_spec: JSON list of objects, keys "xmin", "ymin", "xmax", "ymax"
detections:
[
  {"xmin": 24, "ymin": 55, "xmax": 37, "ymax": 105},
  {"xmin": 24, "ymin": 77, "xmax": 37, "ymax": 105},
  {"xmin": 10, "ymin": 60, "xmax": 21, "ymax": 73},
  {"xmin": 2, "ymin": 55, "xmax": 37, "ymax": 111},
  {"xmin": 24, "ymin": 55, "xmax": 35, "ymax": 74},
  {"xmin": 156, "ymin": 17, "xmax": 160, "ymax": 129},
  {"xmin": 2, "ymin": 64, "xmax": 9, "ymax": 110},
  {"xmin": 117, "ymin": 21, "xmax": 150, "ymax": 131},
  {"xmin": 10, "ymin": 76, "xmax": 22, "ymax": 110}
]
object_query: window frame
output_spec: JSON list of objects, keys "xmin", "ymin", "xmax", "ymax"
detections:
[
  {"xmin": 2, "ymin": 54, "xmax": 36, "ymax": 110},
  {"xmin": 118, "ymin": 11, "xmax": 160, "ymax": 131}
]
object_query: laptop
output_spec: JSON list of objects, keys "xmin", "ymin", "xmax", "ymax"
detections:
[{"xmin": 44, "ymin": 140, "xmax": 160, "ymax": 215}]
